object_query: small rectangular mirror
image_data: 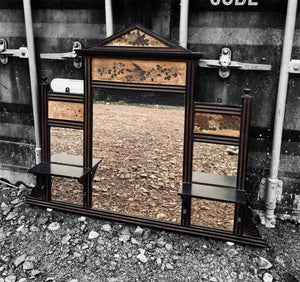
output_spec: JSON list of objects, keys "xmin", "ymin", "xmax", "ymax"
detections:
[{"xmin": 191, "ymin": 198, "xmax": 235, "ymax": 232}]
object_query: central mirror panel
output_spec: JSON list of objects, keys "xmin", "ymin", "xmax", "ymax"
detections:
[{"xmin": 92, "ymin": 93, "xmax": 185, "ymax": 223}]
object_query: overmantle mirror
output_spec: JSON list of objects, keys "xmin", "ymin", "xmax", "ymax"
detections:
[{"xmin": 27, "ymin": 24, "xmax": 265, "ymax": 247}]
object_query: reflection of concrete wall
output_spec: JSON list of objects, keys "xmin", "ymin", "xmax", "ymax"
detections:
[{"xmin": 0, "ymin": 1, "xmax": 299, "ymax": 214}]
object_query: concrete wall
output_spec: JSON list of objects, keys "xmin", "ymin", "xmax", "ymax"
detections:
[{"xmin": 0, "ymin": 0, "xmax": 299, "ymax": 215}]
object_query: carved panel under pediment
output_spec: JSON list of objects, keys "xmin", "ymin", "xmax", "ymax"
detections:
[{"xmin": 105, "ymin": 28, "xmax": 169, "ymax": 48}]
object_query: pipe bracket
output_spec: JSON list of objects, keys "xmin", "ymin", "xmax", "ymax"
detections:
[
  {"xmin": 288, "ymin": 60, "xmax": 300, "ymax": 74},
  {"xmin": 199, "ymin": 47, "xmax": 272, "ymax": 78},
  {"xmin": 259, "ymin": 177, "xmax": 283, "ymax": 203},
  {"xmin": 40, "ymin": 41, "xmax": 82, "ymax": 69},
  {"xmin": 0, "ymin": 39, "xmax": 29, "ymax": 64}
]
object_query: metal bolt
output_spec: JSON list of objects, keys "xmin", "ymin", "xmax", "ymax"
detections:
[
  {"xmin": 223, "ymin": 48, "xmax": 228, "ymax": 55},
  {"xmin": 294, "ymin": 64, "xmax": 299, "ymax": 71},
  {"xmin": 21, "ymin": 52, "xmax": 26, "ymax": 56}
]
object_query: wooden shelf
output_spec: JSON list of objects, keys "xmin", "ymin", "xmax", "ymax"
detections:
[
  {"xmin": 178, "ymin": 183, "xmax": 246, "ymax": 204},
  {"xmin": 28, "ymin": 162, "xmax": 90, "ymax": 179},
  {"xmin": 28, "ymin": 154, "xmax": 102, "ymax": 180},
  {"xmin": 192, "ymin": 171, "xmax": 236, "ymax": 188}
]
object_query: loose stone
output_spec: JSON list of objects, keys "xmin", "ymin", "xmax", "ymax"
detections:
[
  {"xmin": 227, "ymin": 249, "xmax": 238, "ymax": 257},
  {"xmin": 258, "ymin": 257, "xmax": 272, "ymax": 270},
  {"xmin": 0, "ymin": 230, "xmax": 6, "ymax": 242},
  {"xmin": 30, "ymin": 270, "xmax": 41, "ymax": 277},
  {"xmin": 30, "ymin": 226, "xmax": 39, "ymax": 232},
  {"xmin": 11, "ymin": 199, "xmax": 19, "ymax": 205},
  {"xmin": 137, "ymin": 253, "xmax": 148, "ymax": 263},
  {"xmin": 156, "ymin": 257, "xmax": 162, "ymax": 266},
  {"xmin": 263, "ymin": 272, "xmax": 273, "ymax": 282},
  {"xmin": 102, "ymin": 224, "xmax": 112, "ymax": 232},
  {"xmin": 165, "ymin": 263, "xmax": 174, "ymax": 270},
  {"xmin": 119, "ymin": 234, "xmax": 130, "ymax": 243},
  {"xmin": 14, "ymin": 254, "xmax": 26, "ymax": 267},
  {"xmin": 131, "ymin": 238, "xmax": 140, "ymax": 245},
  {"xmin": 62, "ymin": 234, "xmax": 72, "ymax": 244},
  {"xmin": 48, "ymin": 222, "xmax": 60, "ymax": 231},
  {"xmin": 23, "ymin": 261, "xmax": 34, "ymax": 270},
  {"xmin": 165, "ymin": 243, "xmax": 173, "ymax": 251},
  {"xmin": 5, "ymin": 211, "xmax": 18, "ymax": 221},
  {"xmin": 88, "ymin": 230, "xmax": 99, "ymax": 240},
  {"xmin": 4, "ymin": 276, "xmax": 16, "ymax": 282},
  {"xmin": 133, "ymin": 226, "xmax": 144, "ymax": 237}
]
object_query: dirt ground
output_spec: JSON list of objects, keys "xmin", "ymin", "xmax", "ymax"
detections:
[{"xmin": 51, "ymin": 103, "xmax": 239, "ymax": 232}]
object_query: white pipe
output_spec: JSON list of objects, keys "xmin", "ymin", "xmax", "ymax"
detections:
[
  {"xmin": 265, "ymin": 0, "xmax": 298, "ymax": 227},
  {"xmin": 179, "ymin": 0, "xmax": 189, "ymax": 48},
  {"xmin": 105, "ymin": 0, "xmax": 114, "ymax": 37},
  {"xmin": 23, "ymin": 0, "xmax": 41, "ymax": 164}
]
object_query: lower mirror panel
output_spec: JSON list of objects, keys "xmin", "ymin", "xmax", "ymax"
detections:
[
  {"xmin": 92, "ymin": 182, "xmax": 181, "ymax": 223},
  {"xmin": 51, "ymin": 176, "xmax": 83, "ymax": 206},
  {"xmin": 191, "ymin": 198, "xmax": 235, "ymax": 232}
]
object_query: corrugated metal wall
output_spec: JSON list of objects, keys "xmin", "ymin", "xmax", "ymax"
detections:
[{"xmin": 0, "ymin": 0, "xmax": 299, "ymax": 214}]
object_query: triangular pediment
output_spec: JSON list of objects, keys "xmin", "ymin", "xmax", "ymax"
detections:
[{"xmin": 90, "ymin": 24, "xmax": 186, "ymax": 51}]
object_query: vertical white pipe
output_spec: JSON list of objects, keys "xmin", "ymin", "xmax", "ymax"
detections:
[
  {"xmin": 265, "ymin": 0, "xmax": 298, "ymax": 226},
  {"xmin": 179, "ymin": 0, "xmax": 189, "ymax": 48},
  {"xmin": 105, "ymin": 0, "xmax": 114, "ymax": 37},
  {"xmin": 23, "ymin": 0, "xmax": 41, "ymax": 165}
]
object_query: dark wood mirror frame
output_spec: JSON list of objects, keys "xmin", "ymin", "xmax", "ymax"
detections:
[{"xmin": 27, "ymin": 24, "xmax": 265, "ymax": 247}]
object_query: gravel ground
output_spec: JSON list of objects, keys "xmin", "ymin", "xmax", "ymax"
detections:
[{"xmin": 0, "ymin": 181, "xmax": 300, "ymax": 282}]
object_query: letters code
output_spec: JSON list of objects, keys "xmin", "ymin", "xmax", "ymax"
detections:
[{"xmin": 210, "ymin": 0, "xmax": 258, "ymax": 6}]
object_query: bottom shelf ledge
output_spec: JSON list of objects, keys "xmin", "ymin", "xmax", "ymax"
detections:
[{"xmin": 178, "ymin": 183, "xmax": 247, "ymax": 205}]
